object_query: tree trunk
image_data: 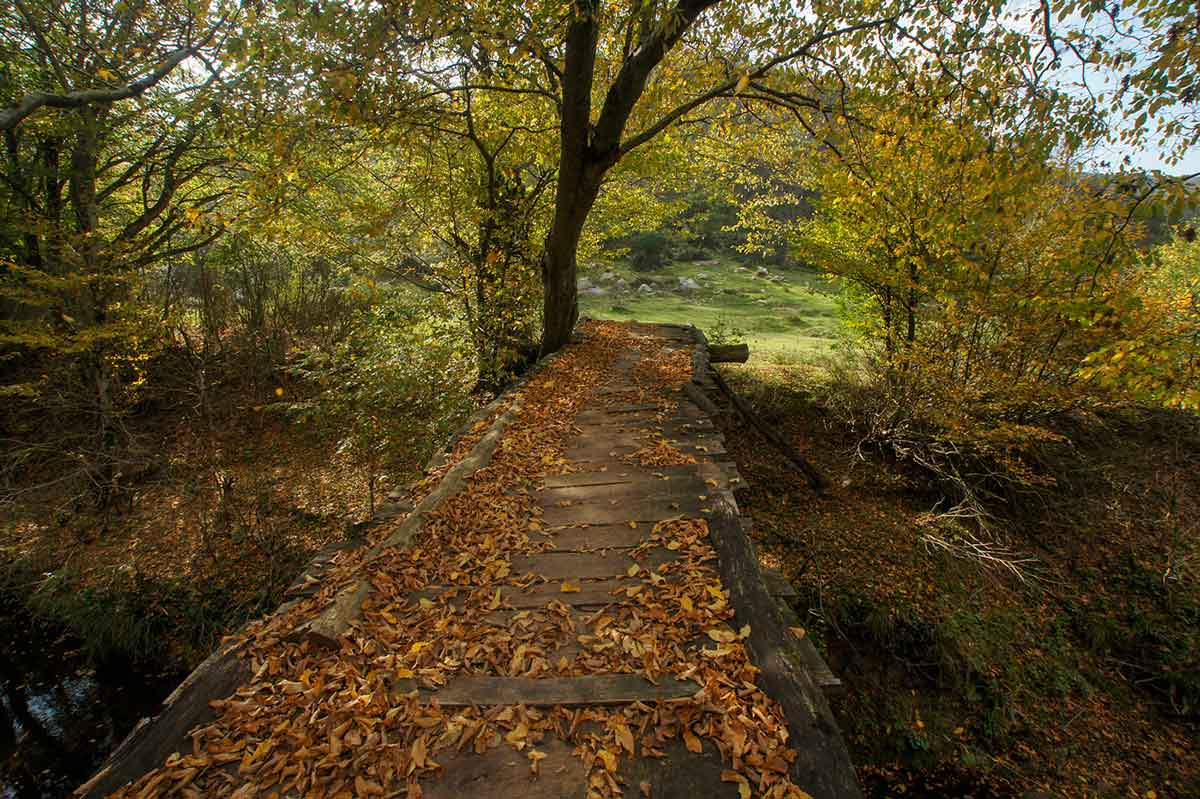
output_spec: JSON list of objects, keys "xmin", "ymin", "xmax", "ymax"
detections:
[
  {"xmin": 539, "ymin": 200, "xmax": 593, "ymax": 355},
  {"xmin": 537, "ymin": 0, "xmax": 719, "ymax": 355},
  {"xmin": 539, "ymin": 1, "xmax": 601, "ymax": 357}
]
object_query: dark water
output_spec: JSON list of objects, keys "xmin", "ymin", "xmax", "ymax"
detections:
[{"xmin": 0, "ymin": 600, "xmax": 179, "ymax": 799}]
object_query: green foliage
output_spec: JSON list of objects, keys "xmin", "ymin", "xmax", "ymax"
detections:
[
  {"xmin": 625, "ymin": 231, "xmax": 671, "ymax": 272},
  {"xmin": 278, "ymin": 286, "xmax": 473, "ymax": 510}
]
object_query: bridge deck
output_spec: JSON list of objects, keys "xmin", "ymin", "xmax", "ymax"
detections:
[{"xmin": 81, "ymin": 321, "xmax": 858, "ymax": 799}]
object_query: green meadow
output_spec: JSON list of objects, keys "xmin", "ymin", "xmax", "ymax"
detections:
[{"xmin": 578, "ymin": 257, "xmax": 844, "ymax": 363}]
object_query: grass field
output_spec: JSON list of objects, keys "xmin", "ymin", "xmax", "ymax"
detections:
[{"xmin": 578, "ymin": 257, "xmax": 844, "ymax": 363}]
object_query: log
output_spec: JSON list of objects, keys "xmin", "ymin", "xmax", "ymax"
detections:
[
  {"xmin": 704, "ymin": 492, "xmax": 862, "ymax": 798},
  {"xmin": 709, "ymin": 367, "xmax": 828, "ymax": 495},
  {"xmin": 708, "ymin": 343, "xmax": 750, "ymax": 363}
]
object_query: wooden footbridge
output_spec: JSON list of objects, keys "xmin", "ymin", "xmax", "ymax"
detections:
[{"xmin": 77, "ymin": 321, "xmax": 859, "ymax": 799}]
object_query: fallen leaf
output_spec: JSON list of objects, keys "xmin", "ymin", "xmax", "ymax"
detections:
[
  {"xmin": 613, "ymin": 721, "xmax": 635, "ymax": 755},
  {"xmin": 721, "ymin": 770, "xmax": 751, "ymax": 799}
]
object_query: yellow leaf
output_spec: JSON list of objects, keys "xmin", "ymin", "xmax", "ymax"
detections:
[
  {"xmin": 613, "ymin": 721, "xmax": 635, "ymax": 755},
  {"xmin": 789, "ymin": 626, "xmax": 806, "ymax": 639},
  {"xmin": 505, "ymin": 722, "xmax": 529, "ymax": 745},
  {"xmin": 680, "ymin": 596, "xmax": 693, "ymax": 612},
  {"xmin": 410, "ymin": 736, "xmax": 427, "ymax": 770},
  {"xmin": 561, "ymin": 581, "xmax": 581, "ymax": 593},
  {"xmin": 597, "ymin": 748, "xmax": 617, "ymax": 772},
  {"xmin": 734, "ymin": 73, "xmax": 750, "ymax": 94}
]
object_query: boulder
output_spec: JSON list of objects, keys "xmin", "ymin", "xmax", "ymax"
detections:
[
  {"xmin": 582, "ymin": 286, "xmax": 608, "ymax": 296},
  {"xmin": 637, "ymin": 283, "xmax": 654, "ymax": 295},
  {"xmin": 577, "ymin": 277, "xmax": 595, "ymax": 290},
  {"xmin": 678, "ymin": 276, "xmax": 701, "ymax": 291},
  {"xmin": 755, "ymin": 266, "xmax": 770, "ymax": 276},
  {"xmin": 615, "ymin": 278, "xmax": 629, "ymax": 291}
]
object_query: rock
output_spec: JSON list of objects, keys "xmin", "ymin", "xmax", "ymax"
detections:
[
  {"xmin": 755, "ymin": 266, "xmax": 769, "ymax": 276},
  {"xmin": 577, "ymin": 277, "xmax": 594, "ymax": 290},
  {"xmin": 581, "ymin": 286, "xmax": 608, "ymax": 296},
  {"xmin": 615, "ymin": 278, "xmax": 629, "ymax": 291},
  {"xmin": 696, "ymin": 272, "xmax": 709, "ymax": 280},
  {"xmin": 678, "ymin": 277, "xmax": 701, "ymax": 291},
  {"xmin": 602, "ymin": 270, "xmax": 617, "ymax": 281},
  {"xmin": 637, "ymin": 283, "xmax": 654, "ymax": 295}
]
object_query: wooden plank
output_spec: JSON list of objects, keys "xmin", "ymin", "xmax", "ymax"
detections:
[
  {"xmin": 540, "ymin": 495, "xmax": 713, "ymax": 526},
  {"xmin": 704, "ymin": 493, "xmax": 862, "ymax": 798},
  {"xmin": 541, "ymin": 524, "xmax": 652, "ymax": 551},
  {"xmin": 573, "ymin": 408, "xmax": 707, "ymax": 426},
  {"xmin": 574, "ymin": 404, "xmax": 703, "ymax": 422},
  {"xmin": 563, "ymin": 432, "xmax": 725, "ymax": 451},
  {"xmin": 538, "ymin": 477, "xmax": 710, "ymax": 504},
  {"xmin": 539, "ymin": 463, "xmax": 732, "ymax": 489},
  {"xmin": 416, "ymin": 674, "xmax": 699, "ymax": 707},
  {"xmin": 408, "ymin": 580, "xmax": 639, "ymax": 609},
  {"xmin": 511, "ymin": 549, "xmax": 678, "ymax": 580},
  {"xmin": 565, "ymin": 441, "xmax": 727, "ymax": 463},
  {"xmin": 571, "ymin": 421, "xmax": 716, "ymax": 439},
  {"xmin": 419, "ymin": 734, "xmax": 585, "ymax": 799},
  {"xmin": 539, "ymin": 470, "xmax": 640, "ymax": 489}
]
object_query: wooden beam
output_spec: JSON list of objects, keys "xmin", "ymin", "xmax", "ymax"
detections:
[
  {"xmin": 410, "ymin": 674, "xmax": 699, "ymax": 707},
  {"xmin": 704, "ymin": 492, "xmax": 862, "ymax": 798},
  {"xmin": 708, "ymin": 343, "xmax": 749, "ymax": 363}
]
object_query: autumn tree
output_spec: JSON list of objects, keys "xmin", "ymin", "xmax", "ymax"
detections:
[
  {"xmin": 234, "ymin": 0, "xmax": 1064, "ymax": 355},
  {"xmin": 0, "ymin": 0, "xmax": 232, "ymax": 505}
]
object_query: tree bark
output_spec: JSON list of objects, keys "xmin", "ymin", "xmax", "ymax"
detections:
[{"xmin": 539, "ymin": 0, "xmax": 602, "ymax": 356}]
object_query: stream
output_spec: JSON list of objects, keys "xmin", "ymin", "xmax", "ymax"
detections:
[{"xmin": 0, "ymin": 598, "xmax": 180, "ymax": 799}]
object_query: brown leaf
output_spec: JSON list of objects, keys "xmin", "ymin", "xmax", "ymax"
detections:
[
  {"xmin": 613, "ymin": 721, "xmax": 635, "ymax": 755},
  {"xmin": 410, "ymin": 736, "xmax": 427, "ymax": 771}
]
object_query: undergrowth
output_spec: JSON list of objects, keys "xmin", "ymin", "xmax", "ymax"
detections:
[{"xmin": 718, "ymin": 364, "xmax": 1200, "ymax": 797}]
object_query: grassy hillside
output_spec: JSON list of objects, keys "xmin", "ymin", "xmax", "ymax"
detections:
[{"xmin": 578, "ymin": 257, "xmax": 843, "ymax": 363}]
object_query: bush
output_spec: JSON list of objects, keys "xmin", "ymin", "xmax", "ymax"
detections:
[
  {"xmin": 626, "ymin": 231, "xmax": 671, "ymax": 271},
  {"xmin": 278, "ymin": 286, "xmax": 473, "ymax": 514}
]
